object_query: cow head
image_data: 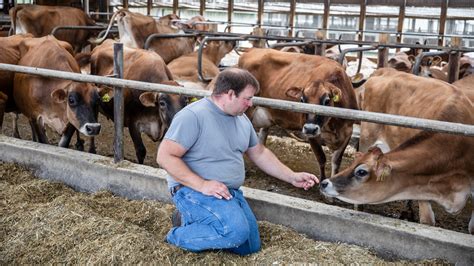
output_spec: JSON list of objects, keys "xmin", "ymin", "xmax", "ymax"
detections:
[
  {"xmin": 138, "ymin": 81, "xmax": 188, "ymax": 140},
  {"xmin": 388, "ymin": 52, "xmax": 415, "ymax": 73},
  {"xmin": 203, "ymin": 40, "xmax": 236, "ymax": 65},
  {"xmin": 320, "ymin": 146, "xmax": 393, "ymax": 204},
  {"xmin": 51, "ymin": 82, "xmax": 101, "ymax": 136},
  {"xmin": 285, "ymin": 80, "xmax": 342, "ymax": 137}
]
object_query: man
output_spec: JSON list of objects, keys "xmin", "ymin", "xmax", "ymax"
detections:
[{"xmin": 157, "ymin": 68, "xmax": 319, "ymax": 255}]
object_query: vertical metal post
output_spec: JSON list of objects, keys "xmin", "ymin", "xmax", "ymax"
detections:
[
  {"xmin": 396, "ymin": 0, "xmax": 406, "ymax": 52},
  {"xmin": 257, "ymin": 0, "xmax": 264, "ymax": 28},
  {"xmin": 448, "ymin": 37, "xmax": 461, "ymax": 84},
  {"xmin": 377, "ymin": 33, "xmax": 389, "ymax": 68},
  {"xmin": 288, "ymin": 0, "xmax": 296, "ymax": 37},
  {"xmin": 147, "ymin": 0, "xmax": 152, "ymax": 15},
  {"xmin": 173, "ymin": 0, "xmax": 179, "ymax": 15},
  {"xmin": 358, "ymin": 0, "xmax": 366, "ymax": 42},
  {"xmin": 113, "ymin": 43, "xmax": 124, "ymax": 163},
  {"xmin": 84, "ymin": 0, "xmax": 89, "ymax": 15},
  {"xmin": 322, "ymin": 0, "xmax": 330, "ymax": 30},
  {"xmin": 200, "ymin": 0, "xmax": 206, "ymax": 16},
  {"xmin": 439, "ymin": 0, "xmax": 448, "ymax": 46},
  {"xmin": 227, "ymin": 0, "xmax": 234, "ymax": 33}
]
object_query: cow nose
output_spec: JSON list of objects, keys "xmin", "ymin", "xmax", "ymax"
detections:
[
  {"xmin": 85, "ymin": 123, "xmax": 101, "ymax": 135},
  {"xmin": 320, "ymin": 180, "xmax": 329, "ymax": 189},
  {"xmin": 302, "ymin": 123, "xmax": 320, "ymax": 136}
]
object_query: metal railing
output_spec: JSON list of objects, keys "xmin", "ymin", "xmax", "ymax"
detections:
[{"xmin": 1, "ymin": 63, "xmax": 473, "ymax": 142}]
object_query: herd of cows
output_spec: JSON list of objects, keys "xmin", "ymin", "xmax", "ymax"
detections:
[{"xmin": 0, "ymin": 5, "xmax": 473, "ymax": 235}]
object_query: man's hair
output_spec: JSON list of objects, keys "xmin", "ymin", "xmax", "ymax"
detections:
[{"xmin": 211, "ymin": 68, "xmax": 260, "ymax": 97}]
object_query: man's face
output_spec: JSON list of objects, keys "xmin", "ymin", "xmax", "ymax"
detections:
[{"xmin": 225, "ymin": 85, "xmax": 255, "ymax": 116}]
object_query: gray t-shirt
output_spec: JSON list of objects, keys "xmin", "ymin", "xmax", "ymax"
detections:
[{"xmin": 164, "ymin": 97, "xmax": 259, "ymax": 189}]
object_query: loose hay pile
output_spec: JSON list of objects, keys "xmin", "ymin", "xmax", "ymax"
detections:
[{"xmin": 0, "ymin": 162, "xmax": 448, "ymax": 264}]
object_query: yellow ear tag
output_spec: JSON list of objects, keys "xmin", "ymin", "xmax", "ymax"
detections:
[
  {"xmin": 189, "ymin": 97, "xmax": 198, "ymax": 103},
  {"xmin": 101, "ymin": 93, "xmax": 111, "ymax": 103},
  {"xmin": 333, "ymin": 94, "xmax": 340, "ymax": 103}
]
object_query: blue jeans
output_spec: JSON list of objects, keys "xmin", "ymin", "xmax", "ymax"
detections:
[{"xmin": 166, "ymin": 187, "xmax": 261, "ymax": 255}]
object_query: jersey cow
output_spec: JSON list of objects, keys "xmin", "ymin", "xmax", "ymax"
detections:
[
  {"xmin": 238, "ymin": 48, "xmax": 358, "ymax": 180},
  {"xmin": 93, "ymin": 9, "xmax": 199, "ymax": 64},
  {"xmin": 13, "ymin": 36, "xmax": 101, "ymax": 149},
  {"xmin": 321, "ymin": 68, "xmax": 474, "ymax": 234},
  {"xmin": 0, "ymin": 34, "xmax": 33, "ymax": 130},
  {"xmin": 79, "ymin": 39, "xmax": 188, "ymax": 163},
  {"xmin": 167, "ymin": 40, "xmax": 236, "ymax": 89},
  {"xmin": 9, "ymin": 5, "xmax": 96, "ymax": 53}
]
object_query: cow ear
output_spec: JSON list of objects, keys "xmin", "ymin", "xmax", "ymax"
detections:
[
  {"xmin": 285, "ymin": 87, "xmax": 303, "ymax": 99},
  {"xmin": 431, "ymin": 56, "xmax": 442, "ymax": 66},
  {"xmin": 368, "ymin": 146, "xmax": 383, "ymax": 158},
  {"xmin": 374, "ymin": 159, "xmax": 392, "ymax": 182},
  {"xmin": 51, "ymin": 88, "xmax": 67, "ymax": 103},
  {"xmin": 97, "ymin": 86, "xmax": 114, "ymax": 103},
  {"xmin": 331, "ymin": 87, "xmax": 342, "ymax": 103},
  {"xmin": 139, "ymin": 92, "xmax": 159, "ymax": 107}
]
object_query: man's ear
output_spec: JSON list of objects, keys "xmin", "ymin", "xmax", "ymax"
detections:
[{"xmin": 285, "ymin": 86, "xmax": 303, "ymax": 99}]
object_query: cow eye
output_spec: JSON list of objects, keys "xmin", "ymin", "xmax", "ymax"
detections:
[
  {"xmin": 159, "ymin": 100, "xmax": 167, "ymax": 108},
  {"xmin": 354, "ymin": 164, "xmax": 369, "ymax": 179},
  {"xmin": 68, "ymin": 95, "xmax": 77, "ymax": 106},
  {"xmin": 322, "ymin": 96, "xmax": 330, "ymax": 106}
]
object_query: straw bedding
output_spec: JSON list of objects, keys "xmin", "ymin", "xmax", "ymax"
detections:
[{"xmin": 0, "ymin": 162, "xmax": 448, "ymax": 264}]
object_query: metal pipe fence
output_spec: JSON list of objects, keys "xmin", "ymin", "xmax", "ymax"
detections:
[{"xmin": 1, "ymin": 63, "xmax": 473, "ymax": 138}]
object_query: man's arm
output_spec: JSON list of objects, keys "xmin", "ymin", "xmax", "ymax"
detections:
[
  {"xmin": 157, "ymin": 139, "xmax": 232, "ymax": 200},
  {"xmin": 245, "ymin": 143, "xmax": 319, "ymax": 190}
]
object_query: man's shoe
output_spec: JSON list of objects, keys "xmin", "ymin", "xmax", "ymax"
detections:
[{"xmin": 171, "ymin": 209, "xmax": 182, "ymax": 227}]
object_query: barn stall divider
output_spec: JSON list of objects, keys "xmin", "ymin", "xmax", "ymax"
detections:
[{"xmin": 0, "ymin": 61, "xmax": 474, "ymax": 264}]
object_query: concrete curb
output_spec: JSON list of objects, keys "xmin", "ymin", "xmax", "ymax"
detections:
[{"xmin": 1, "ymin": 135, "xmax": 472, "ymax": 264}]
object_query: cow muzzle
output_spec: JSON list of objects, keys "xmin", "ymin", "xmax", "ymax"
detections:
[
  {"xmin": 319, "ymin": 179, "xmax": 339, "ymax": 197},
  {"xmin": 81, "ymin": 123, "xmax": 101, "ymax": 136},
  {"xmin": 302, "ymin": 123, "xmax": 321, "ymax": 136}
]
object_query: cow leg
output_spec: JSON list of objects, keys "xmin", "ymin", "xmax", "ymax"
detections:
[
  {"xmin": 30, "ymin": 118, "xmax": 48, "ymax": 144},
  {"xmin": 330, "ymin": 134, "xmax": 351, "ymax": 176},
  {"xmin": 59, "ymin": 123, "xmax": 76, "ymax": 148},
  {"xmin": 12, "ymin": 113, "xmax": 21, "ymax": 138},
  {"xmin": 258, "ymin": 128, "xmax": 269, "ymax": 145},
  {"xmin": 308, "ymin": 138, "xmax": 326, "ymax": 180},
  {"xmin": 88, "ymin": 137, "xmax": 96, "ymax": 154},
  {"xmin": 129, "ymin": 126, "xmax": 146, "ymax": 164},
  {"xmin": 418, "ymin": 200, "xmax": 435, "ymax": 226},
  {"xmin": 74, "ymin": 130, "xmax": 85, "ymax": 151},
  {"xmin": 399, "ymin": 200, "xmax": 416, "ymax": 221},
  {"xmin": 470, "ymin": 191, "xmax": 474, "ymax": 234},
  {"xmin": 0, "ymin": 92, "xmax": 6, "ymax": 130}
]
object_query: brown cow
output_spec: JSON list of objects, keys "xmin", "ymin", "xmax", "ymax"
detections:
[
  {"xmin": 167, "ymin": 40, "xmax": 236, "ymax": 89},
  {"xmin": 238, "ymin": 48, "xmax": 358, "ymax": 180},
  {"xmin": 9, "ymin": 5, "xmax": 96, "ymax": 53},
  {"xmin": 0, "ymin": 34, "xmax": 33, "ymax": 134},
  {"xmin": 13, "ymin": 36, "xmax": 101, "ymax": 148},
  {"xmin": 93, "ymin": 9, "xmax": 199, "ymax": 64},
  {"xmin": 79, "ymin": 39, "xmax": 188, "ymax": 163},
  {"xmin": 328, "ymin": 68, "xmax": 474, "ymax": 232}
]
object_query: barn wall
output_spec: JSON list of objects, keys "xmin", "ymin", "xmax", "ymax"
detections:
[{"xmin": 0, "ymin": 135, "xmax": 473, "ymax": 265}]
